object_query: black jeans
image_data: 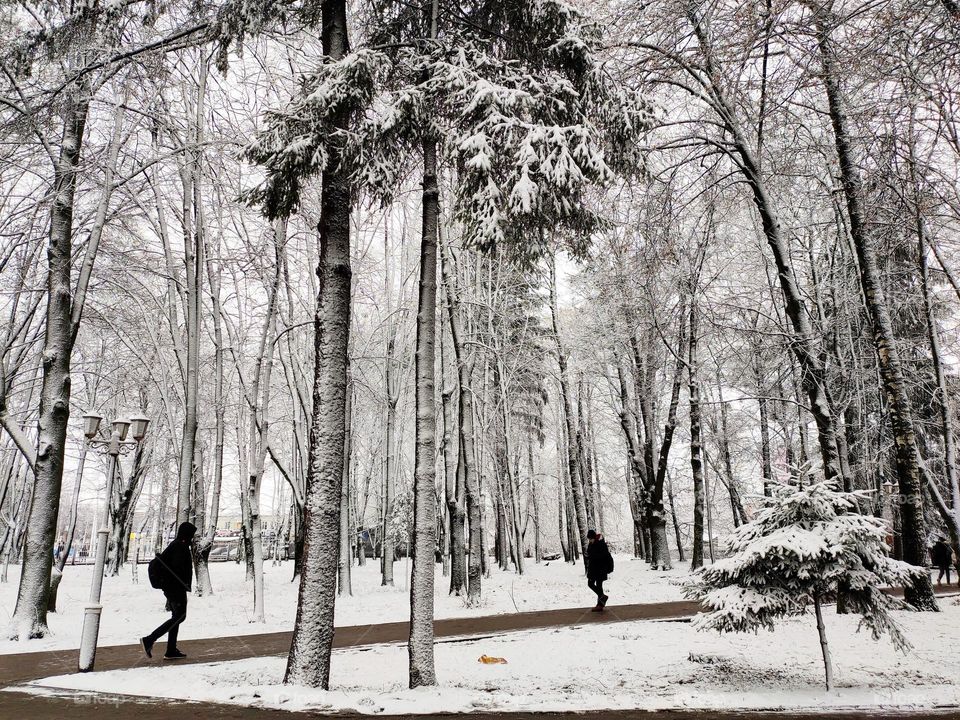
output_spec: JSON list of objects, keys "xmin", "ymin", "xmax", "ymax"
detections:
[
  {"xmin": 588, "ymin": 578, "xmax": 605, "ymax": 599},
  {"xmin": 147, "ymin": 592, "xmax": 187, "ymax": 651},
  {"xmin": 938, "ymin": 565, "xmax": 952, "ymax": 584}
]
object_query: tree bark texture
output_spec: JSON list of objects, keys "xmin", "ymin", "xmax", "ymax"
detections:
[
  {"xmin": 11, "ymin": 87, "xmax": 88, "ymax": 639},
  {"xmin": 409, "ymin": 135, "xmax": 439, "ymax": 688},
  {"xmin": 284, "ymin": 0, "xmax": 352, "ymax": 687},
  {"xmin": 338, "ymin": 370, "xmax": 353, "ymax": 596},
  {"xmin": 440, "ymin": 247, "xmax": 473, "ymax": 596},
  {"xmin": 195, "ymin": 241, "xmax": 227, "ymax": 596},
  {"xmin": 381, "ymin": 238, "xmax": 398, "ymax": 587},
  {"xmin": 649, "ymin": 298, "xmax": 688, "ymax": 571},
  {"xmin": 689, "ymin": 293, "xmax": 705, "ymax": 570}
]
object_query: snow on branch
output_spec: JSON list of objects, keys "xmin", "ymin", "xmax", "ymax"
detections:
[
  {"xmin": 244, "ymin": 0, "xmax": 652, "ymax": 263},
  {"xmin": 242, "ymin": 49, "xmax": 387, "ymax": 218}
]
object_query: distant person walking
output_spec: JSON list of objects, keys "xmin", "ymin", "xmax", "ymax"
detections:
[
  {"xmin": 586, "ymin": 529, "xmax": 613, "ymax": 611},
  {"xmin": 141, "ymin": 521, "xmax": 196, "ymax": 660},
  {"xmin": 931, "ymin": 537, "xmax": 953, "ymax": 586}
]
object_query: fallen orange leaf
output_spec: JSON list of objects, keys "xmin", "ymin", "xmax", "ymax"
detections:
[{"xmin": 478, "ymin": 655, "xmax": 508, "ymax": 665}]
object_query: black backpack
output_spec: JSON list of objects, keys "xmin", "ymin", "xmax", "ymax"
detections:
[
  {"xmin": 606, "ymin": 549, "xmax": 615, "ymax": 575},
  {"xmin": 147, "ymin": 555, "xmax": 166, "ymax": 589}
]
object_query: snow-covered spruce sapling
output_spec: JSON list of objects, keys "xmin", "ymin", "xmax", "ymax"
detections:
[{"xmin": 684, "ymin": 481, "xmax": 925, "ymax": 691}]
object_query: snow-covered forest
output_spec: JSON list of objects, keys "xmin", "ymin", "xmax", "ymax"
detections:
[{"xmin": 1, "ymin": 0, "xmax": 960, "ymax": 715}]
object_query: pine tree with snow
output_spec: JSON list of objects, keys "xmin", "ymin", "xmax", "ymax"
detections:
[
  {"xmin": 684, "ymin": 481, "xmax": 925, "ymax": 691},
  {"xmin": 244, "ymin": 0, "xmax": 650, "ymax": 690}
]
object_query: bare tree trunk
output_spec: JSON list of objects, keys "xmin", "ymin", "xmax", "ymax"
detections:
[
  {"xmin": 450, "ymin": 449, "xmax": 468, "ymax": 592},
  {"xmin": 689, "ymin": 289, "xmax": 705, "ymax": 570},
  {"xmin": 355, "ymin": 467, "xmax": 368, "ymax": 567},
  {"xmin": 814, "ymin": 593, "xmax": 833, "ymax": 691},
  {"xmin": 614, "ymin": 359, "xmax": 650, "ymax": 552},
  {"xmin": 558, "ymin": 483, "xmax": 570, "ymax": 561},
  {"xmin": 577, "ymin": 376, "xmax": 597, "ymax": 529},
  {"xmin": 440, "ymin": 247, "xmax": 471, "ymax": 596},
  {"xmin": 338, "ymin": 369, "xmax": 353, "ymax": 596},
  {"xmin": 559, "ymin": 429, "xmax": 579, "ymax": 562},
  {"xmin": 239, "ymin": 477, "xmax": 255, "ymax": 580},
  {"xmin": 704, "ymin": 449, "xmax": 715, "ymax": 563},
  {"xmin": 107, "ymin": 440, "xmax": 150, "ymax": 576},
  {"xmin": 409, "ymin": 131, "xmax": 439, "ymax": 688},
  {"xmin": 176, "ymin": 60, "xmax": 207, "ymax": 526},
  {"xmin": 752, "ymin": 343, "xmax": 774, "ymax": 496},
  {"xmin": 477, "ymin": 356, "xmax": 492, "ymax": 577},
  {"xmin": 440, "ymin": 501, "xmax": 450, "ymax": 577},
  {"xmin": 283, "ymin": 0, "xmax": 351, "ymax": 688},
  {"xmin": 632, "ymin": 335, "xmax": 659, "ymax": 511},
  {"xmin": 716, "ymin": 369, "xmax": 748, "ymax": 526},
  {"xmin": 500, "ymin": 476, "xmax": 515, "ymax": 570},
  {"xmin": 10, "ymin": 86, "xmax": 89, "ymax": 640},
  {"xmin": 619, "ymin": 458, "xmax": 640, "ymax": 559},
  {"xmin": 812, "ymin": 5, "xmax": 936, "ymax": 610},
  {"xmin": 382, "ymin": 229, "xmax": 399, "ymax": 587},
  {"xmin": 530, "ymin": 444, "xmax": 541, "ymax": 561},
  {"xmin": 666, "ymin": 473, "xmax": 685, "ymax": 563},
  {"xmin": 195, "ymin": 237, "xmax": 226, "ymax": 597},
  {"xmin": 246, "ymin": 226, "xmax": 283, "ymax": 622},
  {"xmin": 495, "ymin": 361, "xmax": 525, "ymax": 574},
  {"xmin": 649, "ymin": 298, "xmax": 688, "ymax": 571},
  {"xmin": 549, "ymin": 258, "xmax": 590, "ymax": 568},
  {"xmin": 448, "ymin": 269, "xmax": 480, "ymax": 596},
  {"xmin": 440, "ymin": 334, "xmax": 456, "ymax": 581},
  {"xmin": 56, "ymin": 444, "xmax": 86, "ymax": 575}
]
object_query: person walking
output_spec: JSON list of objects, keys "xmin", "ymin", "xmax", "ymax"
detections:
[
  {"xmin": 586, "ymin": 529, "xmax": 613, "ymax": 611},
  {"xmin": 141, "ymin": 521, "xmax": 196, "ymax": 660},
  {"xmin": 931, "ymin": 537, "xmax": 953, "ymax": 586}
]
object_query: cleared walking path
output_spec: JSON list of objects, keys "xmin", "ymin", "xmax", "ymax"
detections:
[{"xmin": 0, "ymin": 598, "xmax": 699, "ymax": 684}]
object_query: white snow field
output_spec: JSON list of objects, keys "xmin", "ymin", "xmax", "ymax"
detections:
[
  {"xmin": 0, "ymin": 554, "xmax": 686, "ymax": 654},
  {"xmin": 26, "ymin": 598, "xmax": 960, "ymax": 714}
]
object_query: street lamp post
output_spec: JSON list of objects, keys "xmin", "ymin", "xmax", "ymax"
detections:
[{"xmin": 77, "ymin": 412, "xmax": 149, "ymax": 672}]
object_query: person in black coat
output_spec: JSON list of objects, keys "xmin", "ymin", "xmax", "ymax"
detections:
[
  {"xmin": 931, "ymin": 537, "xmax": 953, "ymax": 586},
  {"xmin": 141, "ymin": 521, "xmax": 196, "ymax": 659},
  {"xmin": 586, "ymin": 529, "xmax": 611, "ymax": 611}
]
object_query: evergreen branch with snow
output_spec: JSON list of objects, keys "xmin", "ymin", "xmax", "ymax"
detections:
[{"xmin": 243, "ymin": 0, "xmax": 652, "ymax": 260}]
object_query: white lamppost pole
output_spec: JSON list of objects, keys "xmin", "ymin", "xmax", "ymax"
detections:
[{"xmin": 78, "ymin": 412, "xmax": 150, "ymax": 672}]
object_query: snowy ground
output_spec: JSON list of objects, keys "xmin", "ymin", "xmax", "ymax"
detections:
[
  {"xmin": 25, "ymin": 598, "xmax": 960, "ymax": 714},
  {"xmin": 0, "ymin": 555, "xmax": 686, "ymax": 653}
]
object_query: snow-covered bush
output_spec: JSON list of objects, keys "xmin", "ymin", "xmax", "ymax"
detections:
[{"xmin": 684, "ymin": 481, "xmax": 925, "ymax": 690}]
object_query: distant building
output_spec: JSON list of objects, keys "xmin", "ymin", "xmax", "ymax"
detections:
[{"xmin": 216, "ymin": 514, "xmax": 283, "ymax": 532}]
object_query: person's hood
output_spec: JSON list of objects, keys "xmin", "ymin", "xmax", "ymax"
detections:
[{"xmin": 176, "ymin": 522, "xmax": 197, "ymax": 542}]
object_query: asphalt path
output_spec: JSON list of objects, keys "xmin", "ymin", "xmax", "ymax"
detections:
[{"xmin": 0, "ymin": 598, "xmax": 700, "ymax": 684}]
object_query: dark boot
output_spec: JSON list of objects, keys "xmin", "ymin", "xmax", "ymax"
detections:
[
  {"xmin": 164, "ymin": 649, "xmax": 187, "ymax": 660},
  {"xmin": 600, "ymin": 594, "xmax": 609, "ymax": 608},
  {"xmin": 140, "ymin": 637, "xmax": 154, "ymax": 659}
]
